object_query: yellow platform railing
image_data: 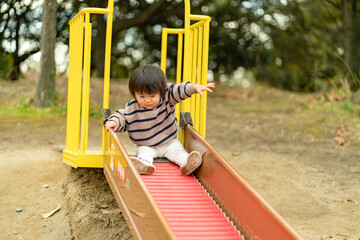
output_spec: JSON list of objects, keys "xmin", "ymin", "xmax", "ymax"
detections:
[
  {"xmin": 160, "ymin": 0, "xmax": 211, "ymax": 140},
  {"xmin": 63, "ymin": 0, "xmax": 114, "ymax": 168},
  {"xmin": 63, "ymin": 0, "xmax": 210, "ymax": 168}
]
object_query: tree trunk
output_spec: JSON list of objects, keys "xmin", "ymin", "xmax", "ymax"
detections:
[
  {"xmin": 9, "ymin": 13, "xmax": 22, "ymax": 81},
  {"xmin": 34, "ymin": 0, "xmax": 57, "ymax": 107},
  {"xmin": 342, "ymin": 0, "xmax": 359, "ymax": 90},
  {"xmin": 95, "ymin": 13, "xmax": 106, "ymax": 77}
]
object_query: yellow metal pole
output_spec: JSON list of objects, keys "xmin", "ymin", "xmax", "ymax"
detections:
[
  {"xmin": 66, "ymin": 20, "xmax": 74, "ymax": 151},
  {"xmin": 181, "ymin": 0, "xmax": 191, "ymax": 144},
  {"xmin": 102, "ymin": 0, "xmax": 114, "ymax": 155},
  {"xmin": 102, "ymin": 1, "xmax": 113, "ymax": 109},
  {"xmin": 190, "ymin": 28, "xmax": 196, "ymax": 125},
  {"xmin": 71, "ymin": 17, "xmax": 79, "ymax": 152},
  {"xmin": 69, "ymin": 8, "xmax": 110, "ymax": 25},
  {"xmin": 80, "ymin": 12, "xmax": 92, "ymax": 153},
  {"xmin": 85, "ymin": 17, "xmax": 93, "ymax": 152},
  {"xmin": 175, "ymin": 33, "xmax": 183, "ymax": 105},
  {"xmin": 68, "ymin": 18, "xmax": 76, "ymax": 152},
  {"xmin": 176, "ymin": 33, "xmax": 183, "ymax": 86},
  {"xmin": 175, "ymin": 32, "xmax": 183, "ymax": 138},
  {"xmin": 76, "ymin": 16, "xmax": 85, "ymax": 150},
  {"xmin": 195, "ymin": 25, "xmax": 203, "ymax": 133},
  {"xmin": 182, "ymin": 0, "xmax": 191, "ymax": 114},
  {"xmin": 200, "ymin": 20, "xmax": 211, "ymax": 138},
  {"xmin": 161, "ymin": 28, "xmax": 168, "ymax": 74},
  {"xmin": 189, "ymin": 15, "xmax": 211, "ymax": 21},
  {"xmin": 69, "ymin": 15, "xmax": 84, "ymax": 152}
]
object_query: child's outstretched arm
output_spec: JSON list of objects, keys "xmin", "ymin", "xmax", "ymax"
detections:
[{"xmin": 193, "ymin": 82, "xmax": 216, "ymax": 96}]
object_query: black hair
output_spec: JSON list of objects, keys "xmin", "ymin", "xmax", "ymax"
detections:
[{"xmin": 128, "ymin": 65, "xmax": 167, "ymax": 98}]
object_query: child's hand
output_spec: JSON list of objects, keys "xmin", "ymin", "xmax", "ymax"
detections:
[
  {"xmin": 194, "ymin": 82, "xmax": 215, "ymax": 96},
  {"xmin": 105, "ymin": 120, "xmax": 118, "ymax": 132}
]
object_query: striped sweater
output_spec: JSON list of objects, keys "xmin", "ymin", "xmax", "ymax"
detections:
[{"xmin": 108, "ymin": 82, "xmax": 197, "ymax": 147}]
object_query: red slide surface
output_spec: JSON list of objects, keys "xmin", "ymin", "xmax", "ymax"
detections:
[{"xmin": 142, "ymin": 162, "xmax": 243, "ymax": 240}]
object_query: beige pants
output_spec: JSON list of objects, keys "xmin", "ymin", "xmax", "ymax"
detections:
[{"xmin": 136, "ymin": 138, "xmax": 189, "ymax": 166}]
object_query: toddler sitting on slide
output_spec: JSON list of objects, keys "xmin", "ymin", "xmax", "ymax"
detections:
[{"xmin": 105, "ymin": 65, "xmax": 215, "ymax": 175}]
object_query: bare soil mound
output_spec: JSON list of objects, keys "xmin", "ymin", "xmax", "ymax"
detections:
[{"xmin": 63, "ymin": 168, "xmax": 132, "ymax": 240}]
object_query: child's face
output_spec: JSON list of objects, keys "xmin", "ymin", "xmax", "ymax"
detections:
[{"xmin": 135, "ymin": 92, "xmax": 161, "ymax": 110}]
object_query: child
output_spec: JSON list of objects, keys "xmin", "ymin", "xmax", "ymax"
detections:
[{"xmin": 105, "ymin": 65, "xmax": 215, "ymax": 175}]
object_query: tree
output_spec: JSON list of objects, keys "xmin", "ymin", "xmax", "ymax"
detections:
[
  {"xmin": 90, "ymin": 0, "xmax": 209, "ymax": 77},
  {"xmin": 202, "ymin": 0, "xmax": 359, "ymax": 91},
  {"xmin": 341, "ymin": 0, "xmax": 360, "ymax": 90},
  {"xmin": 34, "ymin": 0, "xmax": 57, "ymax": 108},
  {"xmin": 254, "ymin": 0, "xmax": 341, "ymax": 91},
  {"xmin": 3, "ymin": 0, "xmax": 360, "ymax": 93},
  {"xmin": 0, "ymin": 0, "xmax": 42, "ymax": 80}
]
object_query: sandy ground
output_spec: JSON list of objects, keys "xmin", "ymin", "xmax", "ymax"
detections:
[{"xmin": 0, "ymin": 73, "xmax": 359, "ymax": 240}]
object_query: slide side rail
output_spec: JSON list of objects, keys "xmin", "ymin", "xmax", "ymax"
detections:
[
  {"xmin": 184, "ymin": 125, "xmax": 304, "ymax": 240},
  {"xmin": 103, "ymin": 130, "xmax": 176, "ymax": 240}
]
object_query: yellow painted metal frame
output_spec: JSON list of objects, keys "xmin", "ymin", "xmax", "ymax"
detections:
[
  {"xmin": 63, "ymin": 0, "xmax": 114, "ymax": 168},
  {"xmin": 160, "ymin": 0, "xmax": 211, "ymax": 142},
  {"xmin": 63, "ymin": 0, "xmax": 211, "ymax": 168}
]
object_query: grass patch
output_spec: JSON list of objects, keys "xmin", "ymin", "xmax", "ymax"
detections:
[
  {"xmin": 284, "ymin": 99, "xmax": 359, "ymax": 139},
  {"xmin": 0, "ymin": 98, "xmax": 102, "ymax": 117}
]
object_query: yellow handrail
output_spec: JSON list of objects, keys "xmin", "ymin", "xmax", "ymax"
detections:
[
  {"xmin": 63, "ymin": 0, "xmax": 114, "ymax": 168},
  {"xmin": 160, "ymin": 0, "xmax": 211, "ymax": 140},
  {"xmin": 69, "ymin": 8, "xmax": 110, "ymax": 25},
  {"xmin": 64, "ymin": 0, "xmax": 210, "ymax": 168}
]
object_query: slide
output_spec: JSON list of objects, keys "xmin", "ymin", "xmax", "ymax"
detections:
[{"xmin": 103, "ymin": 123, "xmax": 303, "ymax": 240}]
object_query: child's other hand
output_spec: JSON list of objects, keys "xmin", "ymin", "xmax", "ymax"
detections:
[
  {"xmin": 194, "ymin": 82, "xmax": 215, "ymax": 96},
  {"xmin": 105, "ymin": 121, "xmax": 118, "ymax": 132}
]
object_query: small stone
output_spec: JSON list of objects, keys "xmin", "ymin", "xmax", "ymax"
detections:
[
  {"xmin": 16, "ymin": 208, "xmax": 22, "ymax": 212},
  {"xmin": 43, "ymin": 184, "xmax": 49, "ymax": 188}
]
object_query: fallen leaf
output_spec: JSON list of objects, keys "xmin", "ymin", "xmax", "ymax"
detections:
[
  {"xmin": 100, "ymin": 208, "xmax": 121, "ymax": 214},
  {"xmin": 320, "ymin": 235, "xmax": 335, "ymax": 240},
  {"xmin": 41, "ymin": 204, "xmax": 61, "ymax": 219},
  {"xmin": 232, "ymin": 152, "xmax": 241, "ymax": 156},
  {"xmin": 100, "ymin": 203, "xmax": 110, "ymax": 209},
  {"xmin": 333, "ymin": 136, "xmax": 345, "ymax": 146},
  {"xmin": 342, "ymin": 131, "xmax": 352, "ymax": 138}
]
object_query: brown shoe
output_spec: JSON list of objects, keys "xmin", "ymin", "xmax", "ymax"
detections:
[
  {"xmin": 130, "ymin": 157, "xmax": 155, "ymax": 175},
  {"xmin": 180, "ymin": 151, "xmax": 202, "ymax": 175}
]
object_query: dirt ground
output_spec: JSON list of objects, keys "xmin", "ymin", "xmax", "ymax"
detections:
[{"xmin": 0, "ymin": 72, "xmax": 359, "ymax": 240}]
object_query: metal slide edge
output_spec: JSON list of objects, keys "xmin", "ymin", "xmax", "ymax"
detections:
[
  {"xmin": 103, "ymin": 130, "xmax": 177, "ymax": 240},
  {"xmin": 184, "ymin": 125, "xmax": 304, "ymax": 240}
]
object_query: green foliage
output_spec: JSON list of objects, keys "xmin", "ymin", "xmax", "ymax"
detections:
[
  {"xmin": 111, "ymin": 63, "xmax": 130, "ymax": 79},
  {"xmin": 0, "ymin": 0, "xmax": 43, "ymax": 80},
  {"xmin": 3, "ymin": 0, "xmax": 360, "ymax": 93},
  {"xmin": 333, "ymin": 90, "xmax": 360, "ymax": 117},
  {"xmin": 247, "ymin": 0, "xmax": 344, "ymax": 92},
  {"xmin": 256, "ymin": 65, "xmax": 310, "ymax": 91}
]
